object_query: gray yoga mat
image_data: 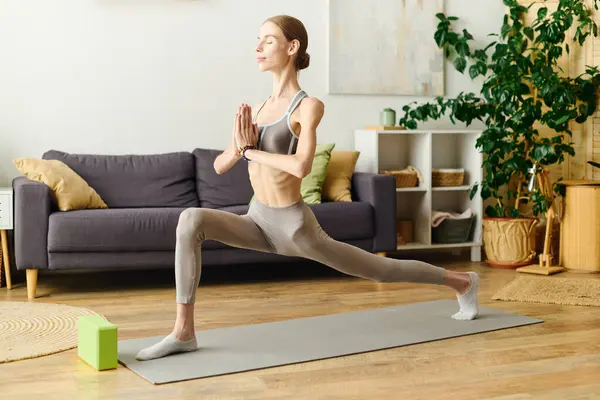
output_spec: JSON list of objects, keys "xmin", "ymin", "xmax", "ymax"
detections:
[{"xmin": 118, "ymin": 300, "xmax": 543, "ymax": 384}]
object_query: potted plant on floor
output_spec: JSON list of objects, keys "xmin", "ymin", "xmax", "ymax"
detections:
[{"xmin": 399, "ymin": 0, "xmax": 600, "ymax": 268}]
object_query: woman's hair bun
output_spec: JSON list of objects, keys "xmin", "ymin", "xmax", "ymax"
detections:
[{"xmin": 297, "ymin": 53, "xmax": 310, "ymax": 70}]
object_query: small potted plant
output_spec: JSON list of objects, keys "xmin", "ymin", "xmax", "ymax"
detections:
[{"xmin": 399, "ymin": 0, "xmax": 600, "ymax": 267}]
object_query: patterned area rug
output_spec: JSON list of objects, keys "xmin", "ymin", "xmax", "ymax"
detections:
[
  {"xmin": 0, "ymin": 301, "xmax": 100, "ymax": 363},
  {"xmin": 493, "ymin": 275, "xmax": 600, "ymax": 307}
]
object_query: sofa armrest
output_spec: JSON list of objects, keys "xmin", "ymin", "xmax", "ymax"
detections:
[
  {"xmin": 13, "ymin": 176, "xmax": 53, "ymax": 270},
  {"xmin": 351, "ymin": 172, "xmax": 396, "ymax": 252}
]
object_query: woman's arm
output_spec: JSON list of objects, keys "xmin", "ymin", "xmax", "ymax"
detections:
[
  {"xmin": 213, "ymin": 140, "xmax": 241, "ymax": 175},
  {"xmin": 243, "ymin": 97, "xmax": 325, "ymax": 179}
]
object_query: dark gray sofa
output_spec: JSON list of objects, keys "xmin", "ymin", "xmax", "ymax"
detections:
[{"xmin": 12, "ymin": 148, "xmax": 397, "ymax": 298}]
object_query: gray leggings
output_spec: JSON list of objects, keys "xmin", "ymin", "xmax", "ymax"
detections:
[{"xmin": 175, "ymin": 198, "xmax": 447, "ymax": 303}]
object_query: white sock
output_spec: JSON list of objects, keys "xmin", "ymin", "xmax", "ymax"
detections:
[
  {"xmin": 451, "ymin": 271, "xmax": 479, "ymax": 321},
  {"xmin": 135, "ymin": 333, "xmax": 198, "ymax": 361}
]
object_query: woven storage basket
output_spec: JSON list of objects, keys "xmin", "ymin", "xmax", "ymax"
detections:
[
  {"xmin": 432, "ymin": 168, "xmax": 464, "ymax": 187},
  {"xmin": 396, "ymin": 220, "xmax": 413, "ymax": 245},
  {"xmin": 380, "ymin": 167, "xmax": 419, "ymax": 188},
  {"xmin": 432, "ymin": 215, "xmax": 475, "ymax": 244}
]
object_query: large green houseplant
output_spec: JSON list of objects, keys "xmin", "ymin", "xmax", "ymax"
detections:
[{"xmin": 399, "ymin": 0, "xmax": 600, "ymax": 267}]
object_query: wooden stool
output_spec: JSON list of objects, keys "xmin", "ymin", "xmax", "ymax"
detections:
[{"xmin": 560, "ymin": 182, "xmax": 600, "ymax": 273}]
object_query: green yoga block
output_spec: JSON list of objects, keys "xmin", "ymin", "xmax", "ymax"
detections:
[{"xmin": 77, "ymin": 315, "xmax": 118, "ymax": 371}]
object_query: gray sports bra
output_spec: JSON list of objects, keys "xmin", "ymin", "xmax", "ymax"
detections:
[{"xmin": 253, "ymin": 90, "xmax": 307, "ymax": 155}]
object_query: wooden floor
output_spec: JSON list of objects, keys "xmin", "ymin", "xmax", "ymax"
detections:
[{"xmin": 2, "ymin": 255, "xmax": 600, "ymax": 400}]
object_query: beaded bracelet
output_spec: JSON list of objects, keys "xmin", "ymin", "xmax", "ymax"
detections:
[{"xmin": 241, "ymin": 145, "xmax": 257, "ymax": 161}]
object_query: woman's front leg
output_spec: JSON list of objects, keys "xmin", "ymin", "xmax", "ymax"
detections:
[{"xmin": 174, "ymin": 303, "xmax": 196, "ymax": 341}]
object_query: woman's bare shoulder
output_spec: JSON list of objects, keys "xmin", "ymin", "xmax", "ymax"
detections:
[{"xmin": 299, "ymin": 96, "xmax": 324, "ymax": 122}]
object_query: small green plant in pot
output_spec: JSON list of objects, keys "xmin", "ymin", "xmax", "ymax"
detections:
[{"xmin": 399, "ymin": 0, "xmax": 600, "ymax": 267}]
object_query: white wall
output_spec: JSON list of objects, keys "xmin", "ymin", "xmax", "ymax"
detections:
[{"xmin": 0, "ymin": 0, "xmax": 505, "ymax": 186}]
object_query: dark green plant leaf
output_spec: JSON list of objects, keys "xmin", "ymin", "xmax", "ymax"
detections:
[
  {"xmin": 485, "ymin": 205, "xmax": 499, "ymax": 217},
  {"xmin": 555, "ymin": 114, "xmax": 570, "ymax": 125},
  {"xmin": 481, "ymin": 185, "xmax": 491, "ymax": 199},
  {"xmin": 434, "ymin": 29, "xmax": 445, "ymax": 47},
  {"xmin": 469, "ymin": 65, "xmax": 480, "ymax": 79},
  {"xmin": 470, "ymin": 183, "xmax": 479, "ymax": 200},
  {"xmin": 537, "ymin": 7, "xmax": 548, "ymax": 20},
  {"xmin": 454, "ymin": 57, "xmax": 467, "ymax": 73}
]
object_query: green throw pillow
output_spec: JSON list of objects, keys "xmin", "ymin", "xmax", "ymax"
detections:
[
  {"xmin": 300, "ymin": 143, "xmax": 336, "ymax": 204},
  {"xmin": 248, "ymin": 143, "xmax": 336, "ymax": 205}
]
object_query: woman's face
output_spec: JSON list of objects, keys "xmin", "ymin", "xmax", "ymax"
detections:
[{"xmin": 256, "ymin": 22, "xmax": 296, "ymax": 72}]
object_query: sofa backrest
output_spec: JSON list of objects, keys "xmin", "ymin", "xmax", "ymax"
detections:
[
  {"xmin": 43, "ymin": 150, "xmax": 199, "ymax": 208},
  {"xmin": 192, "ymin": 148, "xmax": 254, "ymax": 208}
]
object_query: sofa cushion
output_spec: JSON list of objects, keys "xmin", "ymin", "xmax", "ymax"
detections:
[
  {"xmin": 42, "ymin": 150, "xmax": 199, "ymax": 208},
  {"xmin": 300, "ymin": 143, "xmax": 336, "ymax": 204},
  {"xmin": 13, "ymin": 158, "xmax": 108, "ymax": 211},
  {"xmin": 48, "ymin": 207, "xmax": 245, "ymax": 252},
  {"xmin": 47, "ymin": 202, "xmax": 374, "ymax": 253},
  {"xmin": 193, "ymin": 148, "xmax": 254, "ymax": 209},
  {"xmin": 48, "ymin": 208, "xmax": 187, "ymax": 252},
  {"xmin": 322, "ymin": 150, "xmax": 361, "ymax": 202}
]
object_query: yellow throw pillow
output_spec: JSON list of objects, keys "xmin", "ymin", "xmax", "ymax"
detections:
[
  {"xmin": 13, "ymin": 158, "xmax": 108, "ymax": 211},
  {"xmin": 322, "ymin": 150, "xmax": 360, "ymax": 202}
]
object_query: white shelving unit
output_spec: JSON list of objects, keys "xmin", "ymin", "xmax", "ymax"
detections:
[{"xmin": 354, "ymin": 129, "xmax": 483, "ymax": 262}]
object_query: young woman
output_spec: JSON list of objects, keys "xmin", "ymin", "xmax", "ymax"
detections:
[{"xmin": 136, "ymin": 15, "xmax": 480, "ymax": 361}]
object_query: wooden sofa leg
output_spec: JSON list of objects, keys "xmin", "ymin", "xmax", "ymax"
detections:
[
  {"xmin": 26, "ymin": 269, "xmax": 38, "ymax": 299},
  {"xmin": 1, "ymin": 230, "xmax": 11, "ymax": 289},
  {"xmin": 376, "ymin": 252, "xmax": 387, "ymax": 257}
]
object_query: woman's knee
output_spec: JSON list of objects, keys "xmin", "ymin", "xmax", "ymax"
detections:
[{"xmin": 177, "ymin": 208, "xmax": 206, "ymax": 238}]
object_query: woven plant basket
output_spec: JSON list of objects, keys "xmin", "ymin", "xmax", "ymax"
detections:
[
  {"xmin": 432, "ymin": 168, "xmax": 464, "ymax": 187},
  {"xmin": 483, "ymin": 217, "xmax": 538, "ymax": 268},
  {"xmin": 380, "ymin": 166, "xmax": 421, "ymax": 188}
]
